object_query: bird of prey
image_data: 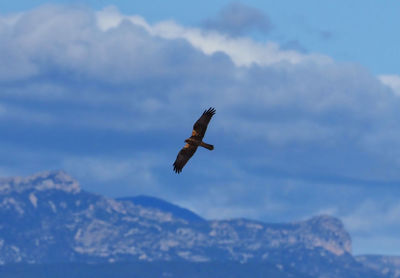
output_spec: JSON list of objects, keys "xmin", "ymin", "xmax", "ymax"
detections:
[{"xmin": 173, "ymin": 107, "xmax": 216, "ymax": 173}]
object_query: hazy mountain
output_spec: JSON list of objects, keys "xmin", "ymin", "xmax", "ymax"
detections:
[
  {"xmin": 117, "ymin": 195, "xmax": 205, "ymax": 223},
  {"xmin": 357, "ymin": 255, "xmax": 400, "ymax": 278},
  {"xmin": 0, "ymin": 171, "xmax": 389, "ymax": 278}
]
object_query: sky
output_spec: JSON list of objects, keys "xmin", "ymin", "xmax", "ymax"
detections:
[{"xmin": 1, "ymin": 1, "xmax": 400, "ymax": 256}]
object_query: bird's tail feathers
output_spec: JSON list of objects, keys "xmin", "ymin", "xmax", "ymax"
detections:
[{"xmin": 200, "ymin": 142, "xmax": 214, "ymax": 150}]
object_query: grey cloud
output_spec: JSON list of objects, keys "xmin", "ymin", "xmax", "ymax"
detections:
[{"xmin": 202, "ymin": 2, "xmax": 272, "ymax": 37}]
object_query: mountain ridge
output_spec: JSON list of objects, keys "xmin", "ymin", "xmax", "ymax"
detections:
[
  {"xmin": 0, "ymin": 170, "xmax": 392, "ymax": 278},
  {"xmin": 117, "ymin": 195, "xmax": 205, "ymax": 223}
]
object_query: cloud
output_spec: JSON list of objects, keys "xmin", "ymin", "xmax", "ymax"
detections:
[
  {"xmin": 1, "ymin": 5, "xmax": 400, "ymax": 254},
  {"xmin": 379, "ymin": 74, "xmax": 400, "ymax": 95},
  {"xmin": 95, "ymin": 6, "xmax": 329, "ymax": 67},
  {"xmin": 202, "ymin": 2, "xmax": 272, "ymax": 37},
  {"xmin": 2, "ymin": 5, "xmax": 399, "ymax": 182},
  {"xmin": 2, "ymin": 5, "xmax": 400, "ymax": 184}
]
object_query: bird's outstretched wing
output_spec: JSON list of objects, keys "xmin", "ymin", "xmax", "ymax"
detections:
[
  {"xmin": 173, "ymin": 144, "xmax": 198, "ymax": 173},
  {"xmin": 191, "ymin": 107, "xmax": 216, "ymax": 139}
]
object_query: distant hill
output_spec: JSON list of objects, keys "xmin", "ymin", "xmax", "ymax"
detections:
[
  {"xmin": 357, "ymin": 255, "xmax": 400, "ymax": 278},
  {"xmin": 117, "ymin": 195, "xmax": 205, "ymax": 223},
  {"xmin": 0, "ymin": 170, "xmax": 391, "ymax": 278}
]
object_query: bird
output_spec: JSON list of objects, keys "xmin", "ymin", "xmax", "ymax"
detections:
[{"xmin": 173, "ymin": 107, "xmax": 216, "ymax": 173}]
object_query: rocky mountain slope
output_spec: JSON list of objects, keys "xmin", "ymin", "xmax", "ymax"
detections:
[
  {"xmin": 357, "ymin": 255, "xmax": 400, "ymax": 278},
  {"xmin": 0, "ymin": 170, "xmax": 389, "ymax": 277}
]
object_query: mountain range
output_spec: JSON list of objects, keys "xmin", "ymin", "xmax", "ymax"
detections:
[{"xmin": 0, "ymin": 170, "xmax": 397, "ymax": 278}]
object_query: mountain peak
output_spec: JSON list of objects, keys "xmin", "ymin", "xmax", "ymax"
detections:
[
  {"xmin": 303, "ymin": 214, "xmax": 346, "ymax": 232},
  {"xmin": 298, "ymin": 214, "xmax": 352, "ymax": 256},
  {"xmin": 0, "ymin": 170, "xmax": 81, "ymax": 194},
  {"xmin": 117, "ymin": 195, "xmax": 205, "ymax": 223}
]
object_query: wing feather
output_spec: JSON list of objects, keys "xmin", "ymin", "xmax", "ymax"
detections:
[
  {"xmin": 173, "ymin": 144, "xmax": 198, "ymax": 173},
  {"xmin": 192, "ymin": 107, "xmax": 216, "ymax": 139}
]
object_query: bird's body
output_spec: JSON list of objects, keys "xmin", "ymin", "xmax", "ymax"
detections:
[
  {"xmin": 173, "ymin": 107, "xmax": 216, "ymax": 173},
  {"xmin": 184, "ymin": 138, "xmax": 214, "ymax": 150}
]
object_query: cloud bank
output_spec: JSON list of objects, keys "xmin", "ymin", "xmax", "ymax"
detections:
[{"xmin": 1, "ymin": 5, "xmax": 400, "ymax": 254}]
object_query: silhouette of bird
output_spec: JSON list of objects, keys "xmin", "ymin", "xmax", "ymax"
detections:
[{"xmin": 173, "ymin": 107, "xmax": 216, "ymax": 173}]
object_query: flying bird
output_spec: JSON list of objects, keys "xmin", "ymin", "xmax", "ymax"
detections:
[{"xmin": 173, "ymin": 107, "xmax": 216, "ymax": 173}]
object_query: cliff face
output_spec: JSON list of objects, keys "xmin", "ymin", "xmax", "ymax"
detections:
[{"xmin": 0, "ymin": 171, "xmax": 385, "ymax": 278}]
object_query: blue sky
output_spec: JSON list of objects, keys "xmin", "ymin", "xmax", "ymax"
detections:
[{"xmin": 1, "ymin": 1, "xmax": 400, "ymax": 256}]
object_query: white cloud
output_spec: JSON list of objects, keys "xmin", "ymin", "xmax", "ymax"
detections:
[
  {"xmin": 95, "ymin": 6, "xmax": 332, "ymax": 67},
  {"xmin": 379, "ymin": 74, "xmax": 400, "ymax": 95}
]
